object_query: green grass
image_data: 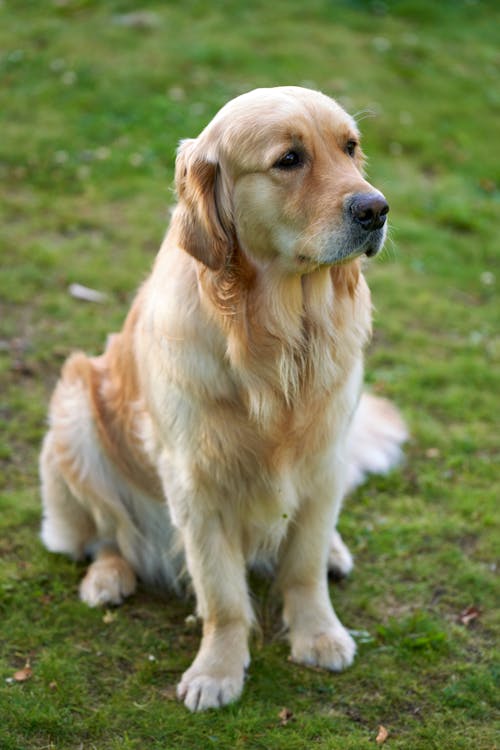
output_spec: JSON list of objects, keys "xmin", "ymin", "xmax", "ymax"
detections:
[{"xmin": 1, "ymin": 1, "xmax": 499, "ymax": 748}]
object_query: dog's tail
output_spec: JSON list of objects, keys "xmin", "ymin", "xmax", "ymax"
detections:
[{"xmin": 345, "ymin": 393, "xmax": 408, "ymax": 494}]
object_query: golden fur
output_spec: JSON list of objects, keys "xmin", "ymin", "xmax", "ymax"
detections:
[{"xmin": 40, "ymin": 87, "xmax": 407, "ymax": 711}]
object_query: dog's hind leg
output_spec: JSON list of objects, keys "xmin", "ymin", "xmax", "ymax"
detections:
[
  {"xmin": 40, "ymin": 349, "xmax": 144, "ymax": 606},
  {"xmin": 41, "ymin": 397, "xmax": 141, "ymax": 612},
  {"xmin": 41, "ymin": 431, "xmax": 137, "ymax": 606}
]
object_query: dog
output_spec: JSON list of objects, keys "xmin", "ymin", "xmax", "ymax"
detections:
[{"xmin": 40, "ymin": 86, "xmax": 407, "ymax": 711}]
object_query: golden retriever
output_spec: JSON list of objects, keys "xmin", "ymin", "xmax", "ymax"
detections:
[{"xmin": 40, "ymin": 86, "xmax": 407, "ymax": 711}]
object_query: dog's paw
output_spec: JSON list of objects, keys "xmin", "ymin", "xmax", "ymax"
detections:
[
  {"xmin": 79, "ymin": 554, "xmax": 136, "ymax": 607},
  {"xmin": 328, "ymin": 529, "xmax": 354, "ymax": 578},
  {"xmin": 290, "ymin": 624, "xmax": 356, "ymax": 672},
  {"xmin": 177, "ymin": 621, "xmax": 250, "ymax": 711},
  {"xmin": 177, "ymin": 669, "xmax": 244, "ymax": 712}
]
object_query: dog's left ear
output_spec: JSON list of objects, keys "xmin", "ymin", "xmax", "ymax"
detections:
[{"xmin": 175, "ymin": 138, "xmax": 235, "ymax": 271}]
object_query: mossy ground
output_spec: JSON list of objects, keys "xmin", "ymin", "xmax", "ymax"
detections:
[{"xmin": 1, "ymin": 1, "xmax": 498, "ymax": 748}]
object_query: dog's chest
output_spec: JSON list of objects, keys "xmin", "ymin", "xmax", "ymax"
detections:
[{"xmin": 238, "ymin": 463, "xmax": 301, "ymax": 564}]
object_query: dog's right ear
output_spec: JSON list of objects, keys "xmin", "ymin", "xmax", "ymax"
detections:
[{"xmin": 174, "ymin": 138, "xmax": 234, "ymax": 271}]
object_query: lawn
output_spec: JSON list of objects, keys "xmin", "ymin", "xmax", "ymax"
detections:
[{"xmin": 0, "ymin": 1, "xmax": 499, "ymax": 748}]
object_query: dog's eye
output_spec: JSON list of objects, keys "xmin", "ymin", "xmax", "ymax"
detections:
[
  {"xmin": 274, "ymin": 150, "xmax": 303, "ymax": 169},
  {"xmin": 346, "ymin": 140, "xmax": 357, "ymax": 157}
]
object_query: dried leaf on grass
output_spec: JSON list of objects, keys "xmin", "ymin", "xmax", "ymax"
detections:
[
  {"xmin": 103, "ymin": 610, "xmax": 117, "ymax": 624},
  {"xmin": 112, "ymin": 12, "xmax": 161, "ymax": 29},
  {"xmin": 459, "ymin": 606, "xmax": 480, "ymax": 626},
  {"xmin": 425, "ymin": 447, "xmax": 440, "ymax": 459},
  {"xmin": 376, "ymin": 725, "xmax": 389, "ymax": 744},
  {"xmin": 13, "ymin": 660, "xmax": 33, "ymax": 682},
  {"xmin": 278, "ymin": 707, "xmax": 294, "ymax": 726},
  {"xmin": 68, "ymin": 283, "xmax": 107, "ymax": 303}
]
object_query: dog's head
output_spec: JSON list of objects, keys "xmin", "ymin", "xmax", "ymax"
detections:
[{"xmin": 175, "ymin": 86, "xmax": 388, "ymax": 273}]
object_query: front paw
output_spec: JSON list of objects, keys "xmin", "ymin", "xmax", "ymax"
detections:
[
  {"xmin": 290, "ymin": 624, "xmax": 356, "ymax": 672},
  {"xmin": 177, "ymin": 668, "xmax": 244, "ymax": 712}
]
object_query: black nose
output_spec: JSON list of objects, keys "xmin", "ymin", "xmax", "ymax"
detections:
[{"xmin": 350, "ymin": 192, "xmax": 389, "ymax": 231}]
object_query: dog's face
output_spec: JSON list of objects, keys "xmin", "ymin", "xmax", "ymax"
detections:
[{"xmin": 175, "ymin": 86, "xmax": 388, "ymax": 273}]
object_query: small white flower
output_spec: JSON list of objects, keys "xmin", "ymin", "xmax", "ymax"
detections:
[
  {"xmin": 61, "ymin": 70, "xmax": 76, "ymax": 86},
  {"xmin": 129, "ymin": 153, "xmax": 144, "ymax": 167},
  {"xmin": 95, "ymin": 146, "xmax": 111, "ymax": 161},
  {"xmin": 480, "ymin": 271, "xmax": 494, "ymax": 286},
  {"xmin": 168, "ymin": 86, "xmax": 185, "ymax": 102},
  {"xmin": 372, "ymin": 37, "xmax": 391, "ymax": 53},
  {"xmin": 54, "ymin": 150, "xmax": 68, "ymax": 164},
  {"xmin": 189, "ymin": 102, "xmax": 206, "ymax": 117},
  {"xmin": 50, "ymin": 58, "xmax": 66, "ymax": 72},
  {"xmin": 76, "ymin": 165, "xmax": 91, "ymax": 180}
]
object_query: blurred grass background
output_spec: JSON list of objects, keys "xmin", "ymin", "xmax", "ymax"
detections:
[{"xmin": 0, "ymin": 1, "xmax": 499, "ymax": 748}]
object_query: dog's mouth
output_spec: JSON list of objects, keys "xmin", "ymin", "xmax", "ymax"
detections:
[
  {"xmin": 330, "ymin": 225, "xmax": 386, "ymax": 265},
  {"xmin": 362, "ymin": 241, "xmax": 381, "ymax": 259},
  {"xmin": 294, "ymin": 221, "xmax": 386, "ymax": 271},
  {"xmin": 312, "ymin": 238, "xmax": 383, "ymax": 268}
]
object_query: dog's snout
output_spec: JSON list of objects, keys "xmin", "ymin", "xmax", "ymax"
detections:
[{"xmin": 350, "ymin": 192, "xmax": 389, "ymax": 231}]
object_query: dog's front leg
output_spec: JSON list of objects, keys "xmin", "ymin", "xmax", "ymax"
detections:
[
  {"xmin": 176, "ymin": 511, "xmax": 253, "ymax": 711},
  {"xmin": 277, "ymin": 470, "xmax": 356, "ymax": 672}
]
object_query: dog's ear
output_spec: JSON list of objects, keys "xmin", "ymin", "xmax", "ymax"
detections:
[{"xmin": 175, "ymin": 138, "xmax": 234, "ymax": 270}]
